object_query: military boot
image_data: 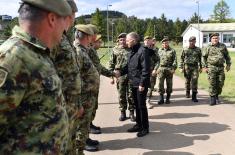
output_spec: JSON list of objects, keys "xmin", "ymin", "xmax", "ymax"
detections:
[
  {"xmin": 210, "ymin": 96, "xmax": 216, "ymax": 106},
  {"xmin": 158, "ymin": 94, "xmax": 164, "ymax": 105},
  {"xmin": 129, "ymin": 110, "xmax": 136, "ymax": 122},
  {"xmin": 119, "ymin": 111, "xmax": 126, "ymax": 121},
  {"xmin": 192, "ymin": 92, "xmax": 198, "ymax": 102},
  {"xmin": 165, "ymin": 94, "xmax": 171, "ymax": 104},
  {"xmin": 186, "ymin": 90, "xmax": 190, "ymax": 98},
  {"xmin": 90, "ymin": 122, "xmax": 101, "ymax": 134}
]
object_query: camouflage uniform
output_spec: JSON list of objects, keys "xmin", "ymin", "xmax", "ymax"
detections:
[
  {"xmin": 74, "ymin": 43, "xmax": 100, "ymax": 153},
  {"xmin": 179, "ymin": 46, "xmax": 202, "ymax": 94},
  {"xmin": 109, "ymin": 46, "xmax": 134, "ymax": 112},
  {"xmin": 158, "ymin": 47, "xmax": 177, "ymax": 96},
  {"xmin": 203, "ymin": 42, "xmax": 231, "ymax": 97},
  {"xmin": 0, "ymin": 26, "xmax": 69, "ymax": 154},
  {"xmin": 53, "ymin": 35, "xmax": 81, "ymax": 154}
]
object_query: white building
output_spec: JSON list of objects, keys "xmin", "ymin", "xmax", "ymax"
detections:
[{"xmin": 182, "ymin": 23, "xmax": 235, "ymax": 48}]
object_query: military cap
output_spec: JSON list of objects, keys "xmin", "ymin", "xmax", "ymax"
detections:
[
  {"xmin": 75, "ymin": 24, "xmax": 94, "ymax": 35},
  {"xmin": 210, "ymin": 33, "xmax": 219, "ymax": 38},
  {"xmin": 144, "ymin": 36, "xmax": 152, "ymax": 40},
  {"xmin": 161, "ymin": 36, "xmax": 169, "ymax": 43},
  {"xmin": 67, "ymin": 0, "xmax": 78, "ymax": 12},
  {"xmin": 152, "ymin": 37, "xmax": 156, "ymax": 40},
  {"xmin": 118, "ymin": 33, "xmax": 127, "ymax": 39},
  {"xmin": 95, "ymin": 34, "xmax": 102, "ymax": 42},
  {"xmin": 87, "ymin": 24, "xmax": 99, "ymax": 34},
  {"xmin": 189, "ymin": 36, "xmax": 196, "ymax": 41},
  {"xmin": 21, "ymin": 0, "xmax": 72, "ymax": 16}
]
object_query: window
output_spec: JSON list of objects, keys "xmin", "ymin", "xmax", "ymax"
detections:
[
  {"xmin": 223, "ymin": 34, "xmax": 233, "ymax": 43},
  {"xmin": 203, "ymin": 34, "xmax": 208, "ymax": 43}
]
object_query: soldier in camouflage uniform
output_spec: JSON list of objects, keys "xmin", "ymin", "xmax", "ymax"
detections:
[
  {"xmin": 109, "ymin": 33, "xmax": 135, "ymax": 122},
  {"xmin": 144, "ymin": 36, "xmax": 160, "ymax": 105},
  {"xmin": 157, "ymin": 37, "xmax": 177, "ymax": 104},
  {"xmin": 0, "ymin": 0, "xmax": 72, "ymax": 154},
  {"xmin": 87, "ymin": 24, "xmax": 114, "ymax": 134},
  {"xmin": 203, "ymin": 33, "xmax": 231, "ymax": 106},
  {"xmin": 179, "ymin": 36, "xmax": 202, "ymax": 102},
  {"xmin": 74, "ymin": 24, "xmax": 100, "ymax": 153}
]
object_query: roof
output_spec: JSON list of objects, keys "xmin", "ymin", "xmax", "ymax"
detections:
[{"xmin": 182, "ymin": 23, "xmax": 235, "ymax": 36}]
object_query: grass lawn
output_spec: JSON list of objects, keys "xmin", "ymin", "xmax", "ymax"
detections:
[{"xmin": 98, "ymin": 43, "xmax": 235, "ymax": 102}]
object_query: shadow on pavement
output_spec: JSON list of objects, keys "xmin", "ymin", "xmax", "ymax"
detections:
[
  {"xmin": 149, "ymin": 112, "xmax": 209, "ymax": 120},
  {"xmin": 143, "ymin": 150, "xmax": 194, "ymax": 155}
]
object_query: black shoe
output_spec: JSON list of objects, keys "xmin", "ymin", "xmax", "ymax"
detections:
[
  {"xmin": 186, "ymin": 91, "xmax": 190, "ymax": 98},
  {"xmin": 192, "ymin": 92, "xmax": 198, "ymax": 102},
  {"xmin": 165, "ymin": 94, "xmax": 171, "ymax": 104},
  {"xmin": 210, "ymin": 96, "xmax": 216, "ymax": 106},
  {"xmin": 85, "ymin": 144, "xmax": 98, "ymax": 152},
  {"xmin": 119, "ymin": 111, "xmax": 127, "ymax": 121},
  {"xmin": 216, "ymin": 94, "xmax": 220, "ymax": 104},
  {"xmin": 127, "ymin": 125, "xmax": 141, "ymax": 132},
  {"xmin": 86, "ymin": 138, "xmax": 99, "ymax": 146},
  {"xmin": 129, "ymin": 110, "xmax": 136, "ymax": 122},
  {"xmin": 137, "ymin": 129, "xmax": 149, "ymax": 137},
  {"xmin": 90, "ymin": 123, "xmax": 101, "ymax": 134},
  {"xmin": 90, "ymin": 122, "xmax": 101, "ymax": 130},
  {"xmin": 158, "ymin": 94, "xmax": 164, "ymax": 105}
]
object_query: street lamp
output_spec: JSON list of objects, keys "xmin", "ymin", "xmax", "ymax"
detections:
[
  {"xmin": 112, "ymin": 22, "xmax": 114, "ymax": 46},
  {"xmin": 195, "ymin": 0, "xmax": 200, "ymax": 47},
  {"xmin": 107, "ymin": 4, "xmax": 112, "ymax": 51},
  {"xmin": 153, "ymin": 24, "xmax": 156, "ymax": 38}
]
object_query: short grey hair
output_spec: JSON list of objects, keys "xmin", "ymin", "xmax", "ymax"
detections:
[{"xmin": 127, "ymin": 32, "xmax": 140, "ymax": 42}]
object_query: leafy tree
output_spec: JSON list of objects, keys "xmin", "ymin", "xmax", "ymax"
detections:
[
  {"xmin": 174, "ymin": 18, "xmax": 183, "ymax": 44},
  {"xmin": 144, "ymin": 20, "xmax": 154, "ymax": 37},
  {"xmin": 91, "ymin": 8, "xmax": 106, "ymax": 41},
  {"xmin": 188, "ymin": 12, "xmax": 203, "ymax": 24},
  {"xmin": 211, "ymin": 0, "xmax": 230, "ymax": 23}
]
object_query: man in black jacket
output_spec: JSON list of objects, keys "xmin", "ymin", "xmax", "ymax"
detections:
[{"xmin": 116, "ymin": 32, "xmax": 151, "ymax": 137}]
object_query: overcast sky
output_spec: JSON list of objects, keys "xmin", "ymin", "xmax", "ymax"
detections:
[{"xmin": 0, "ymin": 0, "xmax": 234, "ymax": 20}]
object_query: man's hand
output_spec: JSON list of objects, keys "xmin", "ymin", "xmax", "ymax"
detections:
[
  {"xmin": 203, "ymin": 67, "xmax": 208, "ymax": 73},
  {"xmin": 110, "ymin": 78, "xmax": 115, "ymax": 85},
  {"xmin": 170, "ymin": 69, "xmax": 175, "ymax": 74},
  {"xmin": 139, "ymin": 86, "xmax": 145, "ymax": 92},
  {"xmin": 76, "ymin": 106, "xmax": 84, "ymax": 118},
  {"xmin": 152, "ymin": 70, "xmax": 157, "ymax": 76},
  {"xmin": 226, "ymin": 66, "xmax": 230, "ymax": 72},
  {"xmin": 113, "ymin": 70, "xmax": 121, "ymax": 78}
]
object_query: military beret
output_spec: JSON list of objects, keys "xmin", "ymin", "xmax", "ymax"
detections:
[
  {"xmin": 67, "ymin": 0, "xmax": 78, "ymax": 13},
  {"xmin": 95, "ymin": 34, "xmax": 102, "ymax": 42},
  {"xmin": 87, "ymin": 24, "xmax": 99, "ymax": 34},
  {"xmin": 118, "ymin": 33, "xmax": 127, "ymax": 39},
  {"xmin": 210, "ymin": 33, "xmax": 219, "ymax": 38},
  {"xmin": 144, "ymin": 36, "xmax": 152, "ymax": 40},
  {"xmin": 189, "ymin": 36, "xmax": 196, "ymax": 41},
  {"xmin": 152, "ymin": 37, "xmax": 156, "ymax": 40},
  {"xmin": 22, "ymin": 0, "xmax": 72, "ymax": 17},
  {"xmin": 161, "ymin": 36, "xmax": 169, "ymax": 43},
  {"xmin": 75, "ymin": 24, "xmax": 94, "ymax": 35}
]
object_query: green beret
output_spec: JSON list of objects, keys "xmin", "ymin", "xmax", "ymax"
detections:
[
  {"xmin": 22, "ymin": 0, "xmax": 72, "ymax": 16},
  {"xmin": 161, "ymin": 36, "xmax": 169, "ymax": 43},
  {"xmin": 118, "ymin": 33, "xmax": 127, "ymax": 39},
  {"xmin": 144, "ymin": 36, "xmax": 152, "ymax": 40},
  {"xmin": 75, "ymin": 24, "xmax": 94, "ymax": 35},
  {"xmin": 87, "ymin": 24, "xmax": 99, "ymax": 34},
  {"xmin": 67, "ymin": 0, "xmax": 78, "ymax": 13},
  {"xmin": 210, "ymin": 33, "xmax": 219, "ymax": 38},
  {"xmin": 189, "ymin": 36, "xmax": 196, "ymax": 41}
]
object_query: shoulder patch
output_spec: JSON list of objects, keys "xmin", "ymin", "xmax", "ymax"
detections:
[{"xmin": 0, "ymin": 68, "xmax": 8, "ymax": 87}]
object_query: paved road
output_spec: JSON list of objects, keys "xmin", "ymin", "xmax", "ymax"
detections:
[{"xmin": 86, "ymin": 76, "xmax": 235, "ymax": 155}]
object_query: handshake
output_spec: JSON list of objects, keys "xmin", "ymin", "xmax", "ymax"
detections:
[{"xmin": 110, "ymin": 70, "xmax": 121, "ymax": 85}]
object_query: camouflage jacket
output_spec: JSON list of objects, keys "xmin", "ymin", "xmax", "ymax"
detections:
[
  {"xmin": 109, "ymin": 46, "xmax": 130, "ymax": 70},
  {"xmin": 88, "ymin": 47, "xmax": 113, "ymax": 77},
  {"xmin": 146, "ymin": 47, "xmax": 160, "ymax": 71},
  {"xmin": 0, "ymin": 26, "xmax": 69, "ymax": 154},
  {"xmin": 158, "ymin": 47, "xmax": 178, "ymax": 70},
  {"xmin": 179, "ymin": 46, "xmax": 202, "ymax": 69},
  {"xmin": 203, "ymin": 42, "xmax": 231, "ymax": 68},
  {"xmin": 74, "ymin": 44, "xmax": 100, "ymax": 95}
]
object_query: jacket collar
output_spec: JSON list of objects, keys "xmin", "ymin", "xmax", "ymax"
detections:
[{"xmin": 131, "ymin": 43, "xmax": 141, "ymax": 53}]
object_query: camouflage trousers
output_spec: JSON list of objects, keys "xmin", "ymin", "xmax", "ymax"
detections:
[
  {"xmin": 147, "ymin": 75, "xmax": 157, "ymax": 97},
  {"xmin": 76, "ymin": 93, "xmax": 96, "ymax": 154},
  {"xmin": 184, "ymin": 65, "xmax": 199, "ymax": 93},
  {"xmin": 158, "ymin": 67, "xmax": 174, "ymax": 95},
  {"xmin": 207, "ymin": 66, "xmax": 225, "ymax": 96},
  {"xmin": 91, "ymin": 90, "xmax": 99, "ymax": 122},
  {"xmin": 117, "ymin": 75, "xmax": 134, "ymax": 112}
]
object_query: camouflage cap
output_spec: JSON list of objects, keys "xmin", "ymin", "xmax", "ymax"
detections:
[
  {"xmin": 118, "ymin": 33, "xmax": 127, "ymax": 39},
  {"xmin": 189, "ymin": 36, "xmax": 196, "ymax": 41},
  {"xmin": 67, "ymin": 0, "xmax": 78, "ymax": 13},
  {"xmin": 87, "ymin": 24, "xmax": 99, "ymax": 34},
  {"xmin": 95, "ymin": 34, "xmax": 102, "ymax": 42},
  {"xmin": 161, "ymin": 36, "xmax": 169, "ymax": 43},
  {"xmin": 75, "ymin": 24, "xmax": 94, "ymax": 35},
  {"xmin": 22, "ymin": 0, "xmax": 72, "ymax": 16},
  {"xmin": 210, "ymin": 33, "xmax": 219, "ymax": 38},
  {"xmin": 144, "ymin": 36, "xmax": 152, "ymax": 40}
]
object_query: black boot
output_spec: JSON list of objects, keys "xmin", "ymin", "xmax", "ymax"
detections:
[
  {"xmin": 216, "ymin": 94, "xmax": 220, "ymax": 104},
  {"xmin": 186, "ymin": 90, "xmax": 190, "ymax": 98},
  {"xmin": 119, "ymin": 111, "xmax": 126, "ymax": 121},
  {"xmin": 86, "ymin": 138, "xmax": 99, "ymax": 146},
  {"xmin": 210, "ymin": 96, "xmax": 216, "ymax": 106},
  {"xmin": 192, "ymin": 92, "xmax": 198, "ymax": 102},
  {"xmin": 165, "ymin": 94, "xmax": 171, "ymax": 104},
  {"xmin": 129, "ymin": 110, "xmax": 136, "ymax": 122},
  {"xmin": 90, "ymin": 122, "xmax": 101, "ymax": 134},
  {"xmin": 158, "ymin": 94, "xmax": 164, "ymax": 105}
]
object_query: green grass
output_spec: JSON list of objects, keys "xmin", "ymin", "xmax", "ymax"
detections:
[{"xmin": 98, "ymin": 44, "xmax": 235, "ymax": 102}]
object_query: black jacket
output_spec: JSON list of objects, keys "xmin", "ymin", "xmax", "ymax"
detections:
[{"xmin": 121, "ymin": 43, "xmax": 151, "ymax": 88}]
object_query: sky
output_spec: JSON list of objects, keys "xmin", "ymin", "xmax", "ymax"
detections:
[{"xmin": 0, "ymin": 0, "xmax": 235, "ymax": 21}]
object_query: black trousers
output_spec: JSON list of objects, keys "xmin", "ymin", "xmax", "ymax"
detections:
[{"xmin": 131, "ymin": 87, "xmax": 149, "ymax": 130}]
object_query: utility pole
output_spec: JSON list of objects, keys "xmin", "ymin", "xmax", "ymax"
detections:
[{"xmin": 106, "ymin": 4, "xmax": 112, "ymax": 51}]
